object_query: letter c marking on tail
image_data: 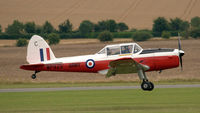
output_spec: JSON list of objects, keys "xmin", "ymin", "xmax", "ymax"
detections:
[{"xmin": 34, "ymin": 41, "xmax": 38, "ymax": 46}]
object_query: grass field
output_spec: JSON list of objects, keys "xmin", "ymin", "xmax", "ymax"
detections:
[{"xmin": 0, "ymin": 88, "xmax": 200, "ymax": 113}]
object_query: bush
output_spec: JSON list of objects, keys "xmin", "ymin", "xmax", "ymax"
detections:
[
  {"xmin": 87, "ymin": 32, "xmax": 100, "ymax": 38},
  {"xmin": 16, "ymin": 38, "xmax": 28, "ymax": 47},
  {"xmin": 161, "ymin": 31, "xmax": 171, "ymax": 39},
  {"xmin": 129, "ymin": 28, "xmax": 137, "ymax": 32},
  {"xmin": 112, "ymin": 32, "xmax": 133, "ymax": 38},
  {"xmin": 180, "ymin": 31, "xmax": 189, "ymax": 39},
  {"xmin": 98, "ymin": 31, "xmax": 113, "ymax": 42},
  {"xmin": 169, "ymin": 31, "xmax": 178, "ymax": 36},
  {"xmin": 190, "ymin": 27, "xmax": 200, "ymax": 39},
  {"xmin": 132, "ymin": 31, "xmax": 152, "ymax": 41},
  {"xmin": 47, "ymin": 33, "xmax": 60, "ymax": 45}
]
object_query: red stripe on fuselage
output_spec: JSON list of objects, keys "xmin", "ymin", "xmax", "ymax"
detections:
[
  {"xmin": 46, "ymin": 48, "xmax": 50, "ymax": 60},
  {"xmin": 20, "ymin": 55, "xmax": 179, "ymax": 73}
]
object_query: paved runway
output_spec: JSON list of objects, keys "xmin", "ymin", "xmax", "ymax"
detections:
[{"xmin": 0, "ymin": 84, "xmax": 200, "ymax": 93}]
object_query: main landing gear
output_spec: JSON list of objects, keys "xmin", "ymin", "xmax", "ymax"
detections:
[
  {"xmin": 31, "ymin": 71, "xmax": 40, "ymax": 79},
  {"xmin": 137, "ymin": 69, "xmax": 154, "ymax": 91}
]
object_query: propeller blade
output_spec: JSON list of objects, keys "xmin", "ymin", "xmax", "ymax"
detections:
[
  {"xmin": 178, "ymin": 33, "xmax": 184, "ymax": 70},
  {"xmin": 179, "ymin": 55, "xmax": 183, "ymax": 70},
  {"xmin": 178, "ymin": 33, "xmax": 181, "ymax": 50}
]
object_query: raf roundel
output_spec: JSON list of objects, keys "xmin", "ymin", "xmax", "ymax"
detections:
[{"xmin": 86, "ymin": 59, "xmax": 95, "ymax": 69}]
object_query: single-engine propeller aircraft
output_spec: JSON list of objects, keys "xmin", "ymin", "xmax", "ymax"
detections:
[{"xmin": 20, "ymin": 35, "xmax": 184, "ymax": 91}]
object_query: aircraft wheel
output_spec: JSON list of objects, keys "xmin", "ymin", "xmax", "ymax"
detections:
[
  {"xmin": 141, "ymin": 81, "xmax": 154, "ymax": 91},
  {"xmin": 141, "ymin": 81, "xmax": 150, "ymax": 90},
  {"xmin": 31, "ymin": 74, "xmax": 36, "ymax": 79},
  {"xmin": 148, "ymin": 82, "xmax": 154, "ymax": 91}
]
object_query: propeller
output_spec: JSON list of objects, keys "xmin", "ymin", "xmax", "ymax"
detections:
[{"xmin": 178, "ymin": 33, "xmax": 184, "ymax": 70}]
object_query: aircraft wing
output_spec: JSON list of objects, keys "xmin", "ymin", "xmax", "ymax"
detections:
[{"xmin": 106, "ymin": 58, "xmax": 149, "ymax": 77}]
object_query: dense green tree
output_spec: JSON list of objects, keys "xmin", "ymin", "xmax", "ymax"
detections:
[
  {"xmin": 98, "ymin": 31, "xmax": 113, "ymax": 42},
  {"xmin": 180, "ymin": 21, "xmax": 190, "ymax": 31},
  {"xmin": 79, "ymin": 20, "xmax": 94, "ymax": 35},
  {"xmin": 48, "ymin": 33, "xmax": 60, "ymax": 45},
  {"xmin": 169, "ymin": 18, "xmax": 189, "ymax": 31},
  {"xmin": 152, "ymin": 17, "xmax": 170, "ymax": 36},
  {"xmin": 58, "ymin": 19, "xmax": 73, "ymax": 33},
  {"xmin": 35, "ymin": 25, "xmax": 42, "ymax": 34},
  {"xmin": 24, "ymin": 22, "xmax": 36, "ymax": 33},
  {"xmin": 94, "ymin": 24, "xmax": 100, "ymax": 32},
  {"xmin": 94, "ymin": 20, "xmax": 107, "ymax": 32},
  {"xmin": 94, "ymin": 19, "xmax": 118, "ymax": 32},
  {"xmin": 191, "ymin": 16, "xmax": 200, "ymax": 28},
  {"xmin": 5, "ymin": 20, "xmax": 24, "ymax": 34},
  {"xmin": 106, "ymin": 19, "xmax": 118, "ymax": 32},
  {"xmin": 42, "ymin": 21, "xmax": 54, "ymax": 34},
  {"xmin": 117, "ymin": 22, "xmax": 129, "ymax": 31}
]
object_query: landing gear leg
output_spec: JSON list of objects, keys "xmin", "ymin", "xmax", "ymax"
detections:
[
  {"xmin": 137, "ymin": 69, "xmax": 154, "ymax": 91},
  {"xmin": 31, "ymin": 71, "xmax": 40, "ymax": 79}
]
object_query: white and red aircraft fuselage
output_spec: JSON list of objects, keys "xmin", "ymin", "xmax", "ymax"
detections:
[{"xmin": 20, "ymin": 35, "xmax": 184, "ymax": 91}]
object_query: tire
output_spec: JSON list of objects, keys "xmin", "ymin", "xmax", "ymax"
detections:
[
  {"xmin": 31, "ymin": 74, "xmax": 36, "ymax": 79},
  {"xmin": 141, "ymin": 81, "xmax": 150, "ymax": 90},
  {"xmin": 148, "ymin": 82, "xmax": 154, "ymax": 91}
]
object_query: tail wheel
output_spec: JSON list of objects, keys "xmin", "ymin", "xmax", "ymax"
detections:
[{"xmin": 31, "ymin": 74, "xmax": 36, "ymax": 79}]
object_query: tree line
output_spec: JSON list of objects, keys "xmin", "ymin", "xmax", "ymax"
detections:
[
  {"xmin": 152, "ymin": 16, "xmax": 200, "ymax": 39},
  {"xmin": 0, "ymin": 19, "xmax": 129, "ymax": 39},
  {"xmin": 1, "ymin": 16, "xmax": 200, "ymax": 42}
]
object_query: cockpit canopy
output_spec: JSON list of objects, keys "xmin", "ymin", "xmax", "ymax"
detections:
[{"xmin": 97, "ymin": 43, "xmax": 142, "ymax": 56}]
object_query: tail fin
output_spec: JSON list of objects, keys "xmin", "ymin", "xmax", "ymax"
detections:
[{"xmin": 27, "ymin": 35, "xmax": 56, "ymax": 64}]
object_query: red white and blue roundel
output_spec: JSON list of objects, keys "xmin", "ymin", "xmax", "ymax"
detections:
[{"xmin": 86, "ymin": 59, "xmax": 95, "ymax": 69}]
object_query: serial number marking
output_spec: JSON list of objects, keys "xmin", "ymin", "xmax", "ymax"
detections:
[
  {"xmin": 69, "ymin": 63, "xmax": 80, "ymax": 68},
  {"xmin": 46, "ymin": 64, "xmax": 63, "ymax": 70}
]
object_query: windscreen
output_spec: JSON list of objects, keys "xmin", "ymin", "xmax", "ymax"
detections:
[{"xmin": 121, "ymin": 45, "xmax": 133, "ymax": 54}]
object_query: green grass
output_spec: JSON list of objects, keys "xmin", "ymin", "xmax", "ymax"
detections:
[
  {"xmin": 0, "ymin": 88, "xmax": 200, "ymax": 113},
  {"xmin": 0, "ymin": 79, "xmax": 200, "ymax": 89}
]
